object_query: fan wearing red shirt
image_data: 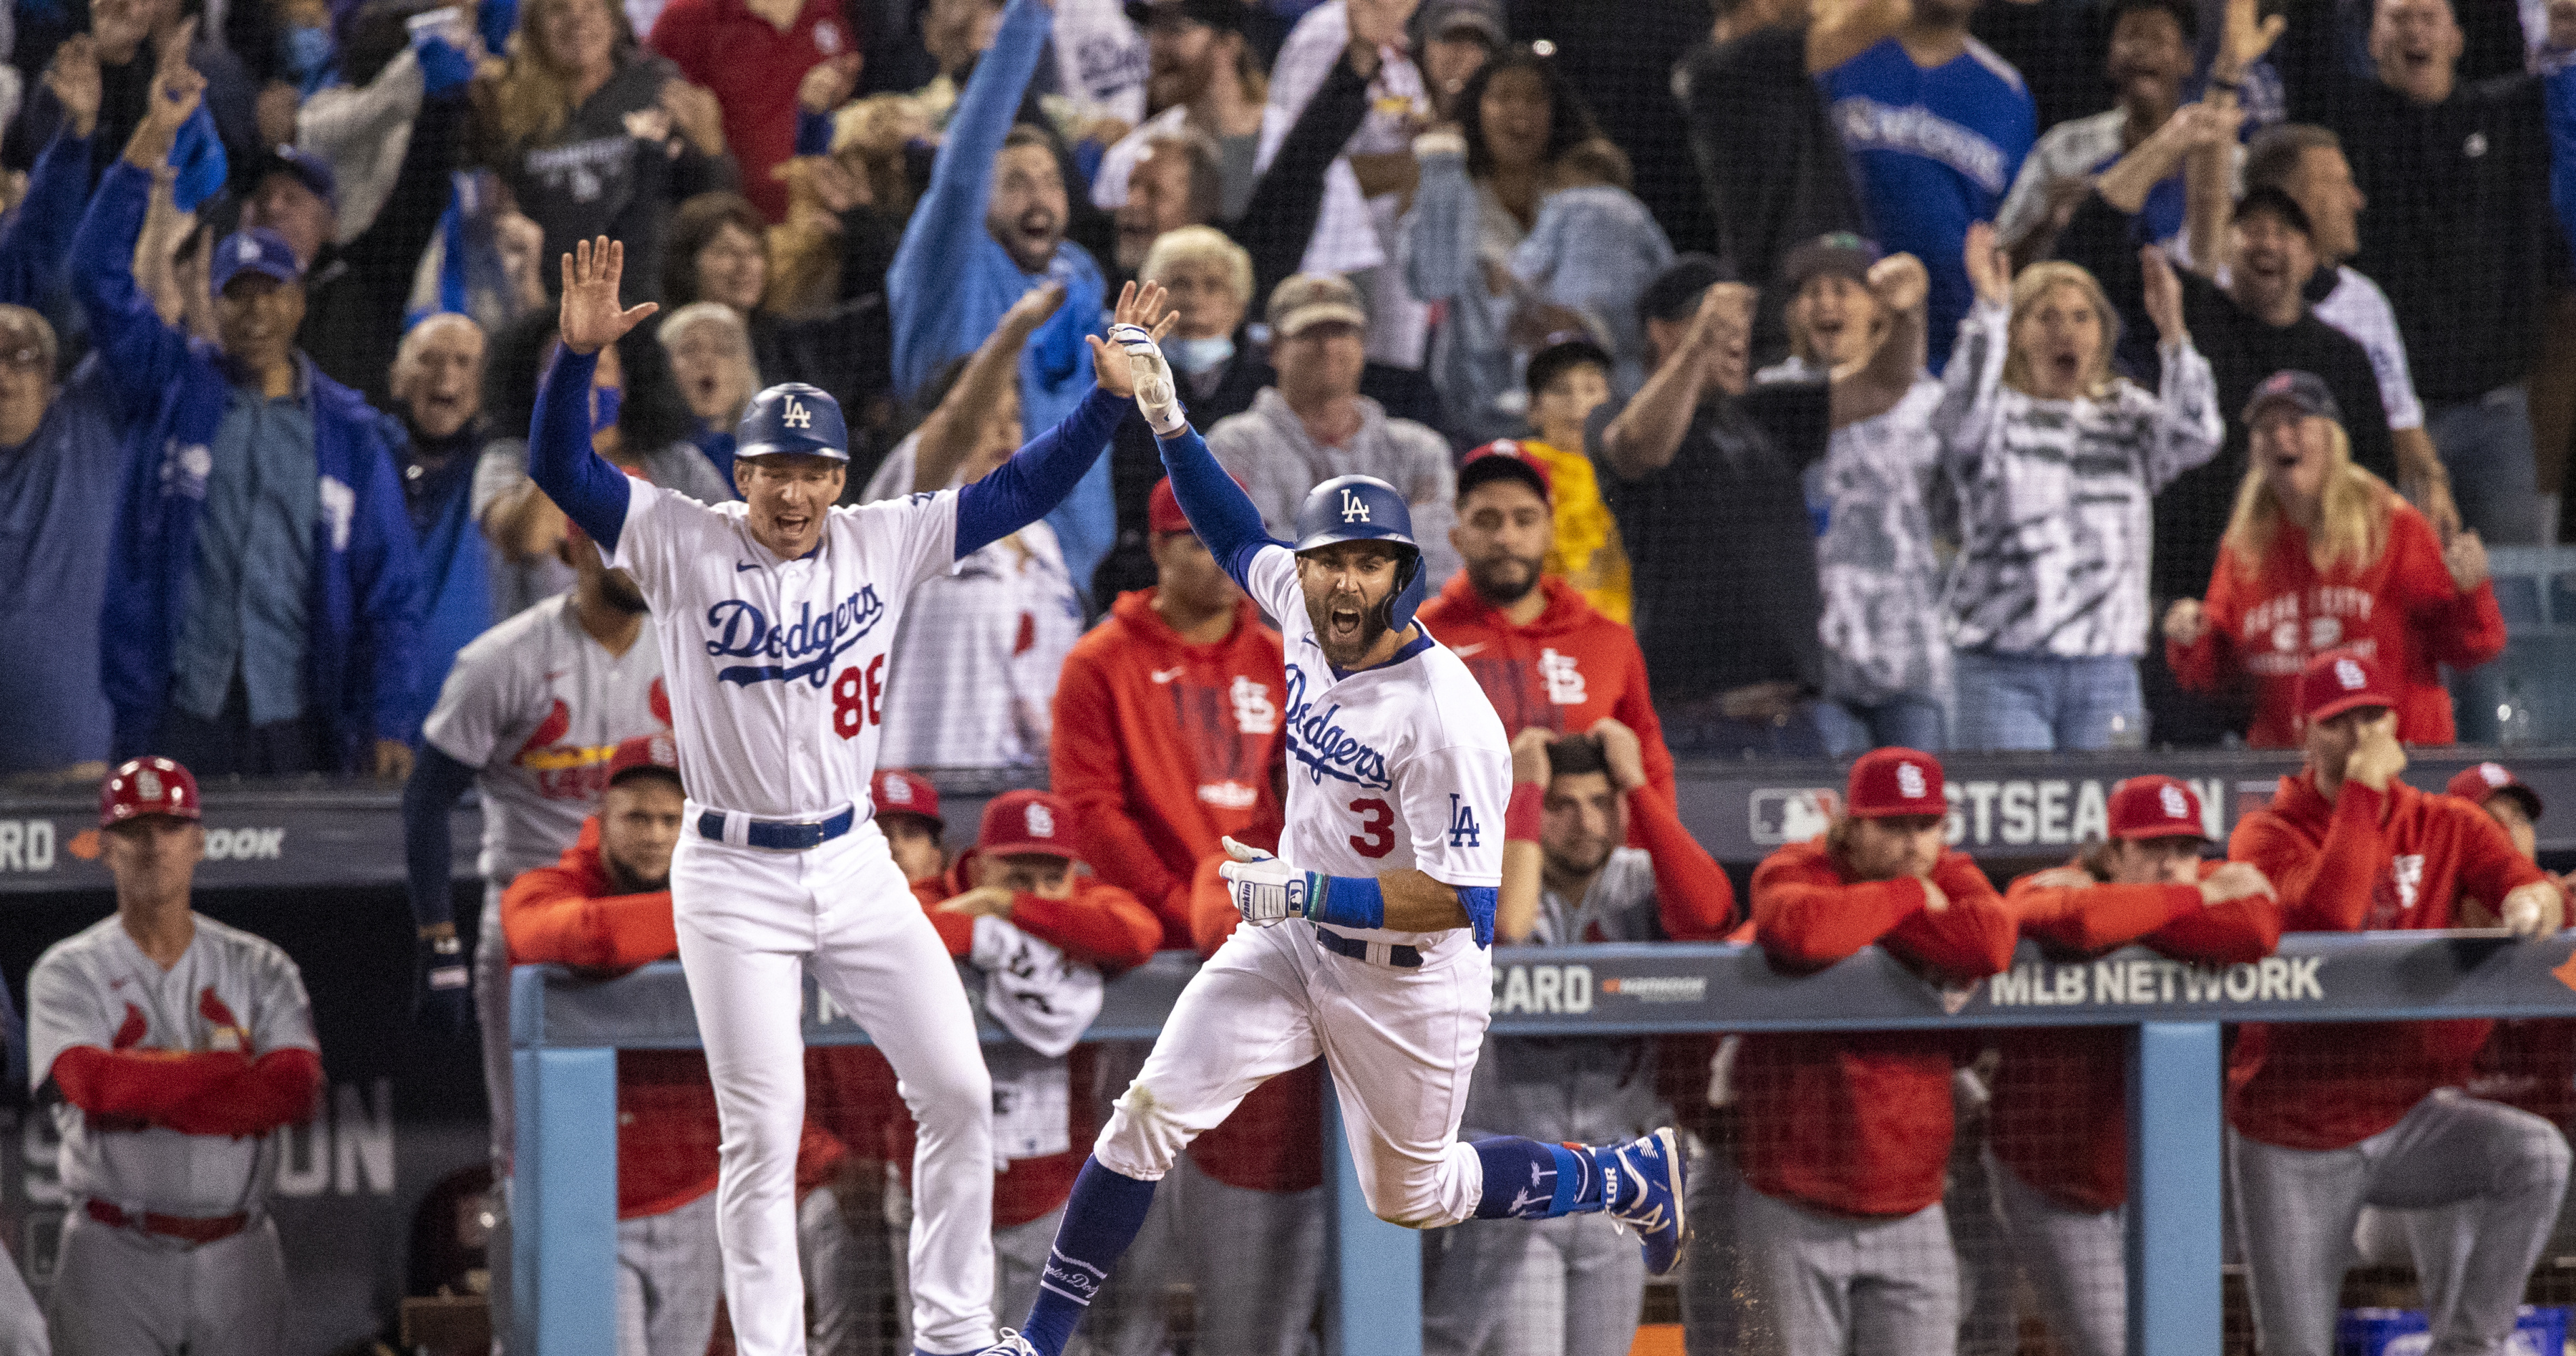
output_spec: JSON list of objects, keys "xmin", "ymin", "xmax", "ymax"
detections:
[
  {"xmin": 888, "ymin": 791, "xmax": 1161, "ymax": 1333},
  {"xmin": 1737, "ymin": 749, "xmax": 2017, "ymax": 1356},
  {"xmin": 1993, "ymin": 776, "xmax": 2280, "ymax": 1356},
  {"xmin": 1417, "ymin": 447, "xmax": 1676, "ymax": 810},
  {"xmin": 1047, "ymin": 478, "xmax": 1324, "ymax": 1356},
  {"xmin": 648, "ymin": 0, "xmax": 860, "ymax": 222},
  {"xmin": 2162, "ymin": 370, "xmax": 2505, "ymax": 746},
  {"xmin": 2226, "ymin": 654, "xmax": 2569, "ymax": 1356},
  {"xmin": 501, "ymin": 734, "xmax": 728, "ymax": 1356}
]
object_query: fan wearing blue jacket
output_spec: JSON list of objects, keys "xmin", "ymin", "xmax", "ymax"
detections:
[
  {"xmin": 73, "ymin": 41, "xmax": 423, "ymax": 778},
  {"xmin": 889, "ymin": 0, "xmax": 1112, "ymax": 598}
]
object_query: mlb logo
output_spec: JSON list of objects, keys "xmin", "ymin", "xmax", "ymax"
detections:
[{"xmin": 1750, "ymin": 789, "xmax": 1837, "ymax": 845}]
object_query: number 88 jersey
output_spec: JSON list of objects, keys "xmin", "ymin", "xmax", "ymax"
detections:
[
  {"xmin": 1244, "ymin": 547, "xmax": 1510, "ymax": 953},
  {"xmin": 607, "ymin": 479, "xmax": 961, "ymax": 820}
]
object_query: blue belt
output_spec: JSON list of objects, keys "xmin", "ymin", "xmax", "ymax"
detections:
[
  {"xmin": 1311, "ymin": 923, "xmax": 1422, "ymax": 968},
  {"xmin": 696, "ymin": 805, "xmax": 857, "ymax": 852}
]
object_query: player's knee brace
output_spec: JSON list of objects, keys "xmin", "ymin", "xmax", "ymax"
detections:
[{"xmin": 1093, "ymin": 1081, "xmax": 1190, "ymax": 1182}]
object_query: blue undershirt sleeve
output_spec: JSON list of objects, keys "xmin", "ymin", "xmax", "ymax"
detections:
[
  {"xmin": 401, "ymin": 745, "xmax": 479, "ymax": 932},
  {"xmin": 525, "ymin": 347, "xmax": 633, "ymax": 551},
  {"xmin": 1156, "ymin": 424, "xmax": 1281, "ymax": 590},
  {"xmin": 954, "ymin": 383, "xmax": 1126, "ymax": 558}
]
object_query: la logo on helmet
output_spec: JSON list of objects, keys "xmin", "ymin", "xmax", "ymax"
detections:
[
  {"xmin": 1340, "ymin": 489, "xmax": 1370, "ymax": 523},
  {"xmin": 1025, "ymin": 803, "xmax": 1055, "ymax": 837},
  {"xmin": 782, "ymin": 397, "xmax": 813, "ymax": 431}
]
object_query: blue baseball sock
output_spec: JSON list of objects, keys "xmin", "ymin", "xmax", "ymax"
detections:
[
  {"xmin": 1021, "ymin": 1157, "xmax": 1159, "ymax": 1356},
  {"xmin": 1470, "ymin": 1137, "xmax": 1606, "ymax": 1219}
]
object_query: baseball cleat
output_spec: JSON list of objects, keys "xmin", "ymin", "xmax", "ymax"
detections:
[
  {"xmin": 969, "ymin": 1332, "xmax": 1040, "ymax": 1356},
  {"xmin": 1603, "ymin": 1126, "xmax": 1688, "ymax": 1276}
]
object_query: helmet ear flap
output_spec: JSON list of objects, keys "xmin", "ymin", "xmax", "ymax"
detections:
[{"xmin": 1375, "ymin": 546, "xmax": 1426, "ymax": 635}]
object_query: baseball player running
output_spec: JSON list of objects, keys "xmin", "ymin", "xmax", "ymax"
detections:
[
  {"xmin": 977, "ymin": 329, "xmax": 1688, "ymax": 1356},
  {"xmin": 28, "ymin": 757, "xmax": 322, "ymax": 1356},
  {"xmin": 525, "ymin": 237, "xmax": 1165, "ymax": 1356}
]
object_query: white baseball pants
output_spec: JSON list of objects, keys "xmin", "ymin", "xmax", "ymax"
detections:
[
  {"xmin": 47, "ymin": 1212, "xmax": 285, "ymax": 1356},
  {"xmin": 1093, "ymin": 921, "xmax": 1491, "ymax": 1230},
  {"xmin": 673, "ymin": 818, "xmax": 995, "ymax": 1356}
]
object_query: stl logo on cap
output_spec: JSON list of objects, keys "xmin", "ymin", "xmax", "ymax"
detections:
[
  {"xmin": 2335, "ymin": 658, "xmax": 2367, "ymax": 690},
  {"xmin": 1896, "ymin": 762, "xmax": 1927, "ymax": 801},
  {"xmin": 1026, "ymin": 801, "xmax": 1057, "ymax": 839},
  {"xmin": 2482, "ymin": 763, "xmax": 2512, "ymax": 787},
  {"xmin": 885, "ymin": 777, "xmax": 914, "ymax": 805},
  {"xmin": 2160, "ymin": 783, "xmax": 2190, "ymax": 820},
  {"xmin": 137, "ymin": 767, "xmax": 163, "ymax": 801}
]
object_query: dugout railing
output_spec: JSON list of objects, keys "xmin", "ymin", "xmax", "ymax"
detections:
[{"xmin": 508, "ymin": 929, "xmax": 2576, "ymax": 1356}]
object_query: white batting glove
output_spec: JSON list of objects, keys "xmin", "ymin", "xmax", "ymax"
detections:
[
  {"xmin": 1110, "ymin": 322, "xmax": 1187, "ymax": 437},
  {"xmin": 1219, "ymin": 835, "xmax": 1310, "ymax": 928},
  {"xmin": 2502, "ymin": 881, "xmax": 2566, "ymax": 938}
]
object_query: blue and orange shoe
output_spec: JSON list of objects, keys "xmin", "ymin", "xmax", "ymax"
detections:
[{"xmin": 1601, "ymin": 1127, "xmax": 1688, "ymax": 1275}]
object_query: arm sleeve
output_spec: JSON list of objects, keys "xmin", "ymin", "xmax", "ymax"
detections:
[
  {"xmin": 1395, "ymin": 136, "xmax": 1476, "ymax": 306},
  {"xmin": 953, "ymin": 383, "xmax": 1127, "ymax": 557},
  {"xmin": 2146, "ymin": 889, "xmax": 2282, "ymax": 965},
  {"xmin": 1613, "ymin": 637, "xmax": 1678, "ymax": 812},
  {"xmin": 401, "ymin": 744, "xmax": 479, "ymax": 932},
  {"xmin": 1931, "ymin": 300, "xmax": 2010, "ymax": 464},
  {"xmin": 2230, "ymin": 790, "xmax": 2389, "ymax": 932},
  {"xmin": 2552, "ymin": 63, "xmax": 2576, "ymax": 268},
  {"xmin": 2387, "ymin": 512, "xmax": 2508, "ymax": 670},
  {"xmin": 66, "ymin": 161, "xmax": 197, "ymax": 424},
  {"xmin": 1186, "ymin": 852, "xmax": 1239, "ymax": 957},
  {"xmin": 49, "ymin": 1046, "xmax": 251, "ymax": 1117},
  {"xmin": 1010, "ymin": 883, "xmax": 1163, "ymax": 970},
  {"xmin": 1751, "ymin": 853, "xmax": 1929, "ymax": 969},
  {"xmin": 159, "ymin": 1048, "xmax": 324, "ymax": 1138},
  {"xmin": 502, "ymin": 866, "xmax": 681, "ymax": 971},
  {"xmin": 1233, "ymin": 54, "xmax": 1369, "ymax": 308},
  {"xmin": 338, "ymin": 86, "xmax": 465, "ymax": 283},
  {"xmin": 1993, "ymin": 134, "xmax": 2057, "ymax": 247},
  {"xmin": 2017, "ymin": 880, "xmax": 2205, "ymax": 953},
  {"xmin": 525, "ymin": 346, "xmax": 637, "ymax": 551},
  {"xmin": 1157, "ymin": 424, "xmax": 1284, "ymax": 591},
  {"xmin": 1049, "ymin": 655, "xmax": 1185, "ymax": 911},
  {"xmin": 0, "ymin": 128, "xmax": 93, "ymax": 307},
  {"xmin": 1630, "ymin": 788, "xmax": 1737, "ymax": 938},
  {"xmin": 1883, "ymin": 854, "xmax": 2019, "ymax": 978},
  {"xmin": 357, "ymin": 435, "xmax": 428, "ymax": 746},
  {"xmin": 2142, "ymin": 338, "xmax": 2224, "ymax": 494},
  {"xmin": 886, "ymin": 0, "xmax": 1050, "ymax": 398},
  {"xmin": 2454, "ymin": 801, "xmax": 2550, "ymax": 915}
]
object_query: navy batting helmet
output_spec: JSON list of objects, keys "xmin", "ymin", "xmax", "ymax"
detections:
[
  {"xmin": 736, "ymin": 382, "xmax": 849, "ymax": 462},
  {"xmin": 1293, "ymin": 475, "xmax": 1426, "ymax": 635}
]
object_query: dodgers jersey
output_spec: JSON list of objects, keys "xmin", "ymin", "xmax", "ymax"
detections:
[
  {"xmin": 422, "ymin": 593, "xmax": 669, "ymax": 884},
  {"xmin": 1243, "ymin": 546, "xmax": 1508, "ymax": 951},
  {"xmin": 28, "ymin": 915, "xmax": 318, "ymax": 1216},
  {"xmin": 608, "ymin": 476, "xmax": 959, "ymax": 819}
]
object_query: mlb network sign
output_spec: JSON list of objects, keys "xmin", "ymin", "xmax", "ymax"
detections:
[{"xmin": 1750, "ymin": 776, "xmax": 2229, "ymax": 850}]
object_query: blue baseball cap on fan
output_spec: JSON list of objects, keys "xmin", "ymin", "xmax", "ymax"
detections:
[
  {"xmin": 736, "ymin": 382, "xmax": 849, "ymax": 462},
  {"xmin": 210, "ymin": 229, "xmax": 305, "ymax": 294}
]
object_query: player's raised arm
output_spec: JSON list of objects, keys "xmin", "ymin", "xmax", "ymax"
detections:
[
  {"xmin": 526, "ymin": 237, "xmax": 659, "ymax": 553},
  {"xmin": 950, "ymin": 282, "xmax": 1174, "ymax": 559},
  {"xmin": 1113, "ymin": 311, "xmax": 1279, "ymax": 588}
]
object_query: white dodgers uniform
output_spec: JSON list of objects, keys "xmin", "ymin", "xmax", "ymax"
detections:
[
  {"xmin": 27, "ymin": 915, "xmax": 318, "ymax": 1356},
  {"xmin": 421, "ymin": 594, "xmax": 667, "ymax": 1172},
  {"xmin": 605, "ymin": 474, "xmax": 997, "ymax": 1356},
  {"xmin": 1092, "ymin": 545, "xmax": 1510, "ymax": 1229}
]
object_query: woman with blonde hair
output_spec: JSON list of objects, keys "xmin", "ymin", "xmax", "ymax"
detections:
[
  {"xmin": 657, "ymin": 300, "xmax": 760, "ymax": 481},
  {"xmin": 1937, "ymin": 222, "xmax": 2223, "ymax": 750},
  {"xmin": 467, "ymin": 0, "xmax": 736, "ymax": 298},
  {"xmin": 2162, "ymin": 371, "xmax": 2503, "ymax": 746}
]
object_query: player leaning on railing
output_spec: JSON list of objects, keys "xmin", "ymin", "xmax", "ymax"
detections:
[{"xmin": 971, "ymin": 311, "xmax": 1691, "ymax": 1356}]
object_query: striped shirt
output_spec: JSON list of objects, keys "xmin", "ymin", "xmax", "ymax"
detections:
[{"xmin": 1935, "ymin": 300, "xmax": 2223, "ymax": 657}]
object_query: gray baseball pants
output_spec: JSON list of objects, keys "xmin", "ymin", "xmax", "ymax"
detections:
[
  {"xmin": 1990, "ymin": 1156, "xmax": 2123, "ymax": 1356},
  {"xmin": 618, "ymin": 1191, "xmax": 722, "ymax": 1356},
  {"xmin": 47, "ymin": 1212, "xmax": 284, "ymax": 1356},
  {"xmin": 1424, "ymin": 1212, "xmax": 1643, "ymax": 1356},
  {"xmin": 1735, "ymin": 1182, "xmax": 1958, "ymax": 1356}
]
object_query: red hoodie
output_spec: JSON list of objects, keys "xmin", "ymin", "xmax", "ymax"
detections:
[
  {"xmin": 1737, "ymin": 840, "xmax": 2017, "ymax": 1218},
  {"xmin": 1415, "ymin": 574, "xmax": 1675, "ymax": 809},
  {"xmin": 2167, "ymin": 491, "xmax": 2504, "ymax": 747},
  {"xmin": 2226, "ymin": 772, "xmax": 2543, "ymax": 1149},
  {"xmin": 504, "ymin": 819, "xmax": 723, "ymax": 1219},
  {"xmin": 893, "ymin": 856, "xmax": 1161, "ymax": 1227},
  {"xmin": 1995, "ymin": 860, "xmax": 2282, "ymax": 1210},
  {"xmin": 1051, "ymin": 589, "xmax": 1287, "ymax": 944}
]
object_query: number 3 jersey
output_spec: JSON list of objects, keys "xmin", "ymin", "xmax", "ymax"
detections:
[
  {"xmin": 1243, "ymin": 546, "xmax": 1508, "ymax": 953},
  {"xmin": 607, "ymin": 477, "xmax": 960, "ymax": 819}
]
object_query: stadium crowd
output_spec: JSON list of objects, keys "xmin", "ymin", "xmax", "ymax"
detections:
[{"xmin": 6, "ymin": 0, "xmax": 2576, "ymax": 1349}]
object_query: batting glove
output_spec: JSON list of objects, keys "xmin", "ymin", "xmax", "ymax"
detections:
[
  {"xmin": 1110, "ymin": 323, "xmax": 1188, "ymax": 437},
  {"xmin": 1219, "ymin": 835, "xmax": 1318, "ymax": 928}
]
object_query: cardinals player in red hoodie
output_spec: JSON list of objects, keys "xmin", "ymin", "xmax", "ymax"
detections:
[
  {"xmin": 1416, "ymin": 448, "xmax": 1676, "ymax": 810},
  {"xmin": 1738, "ymin": 749, "xmax": 2017, "ymax": 1356},
  {"xmin": 887, "ymin": 791, "xmax": 1161, "ymax": 1334},
  {"xmin": 2226, "ymin": 654, "xmax": 2568, "ymax": 1356},
  {"xmin": 1993, "ymin": 776, "xmax": 2280, "ymax": 1356}
]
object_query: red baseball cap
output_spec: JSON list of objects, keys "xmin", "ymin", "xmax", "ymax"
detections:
[
  {"xmin": 1458, "ymin": 441, "xmax": 1553, "ymax": 501},
  {"xmin": 1846, "ymin": 747, "xmax": 1947, "ymax": 819},
  {"xmin": 99, "ymin": 757, "xmax": 201, "ymax": 828},
  {"xmin": 872, "ymin": 768, "xmax": 944, "ymax": 828},
  {"xmin": 2297, "ymin": 651, "xmax": 2394, "ymax": 725},
  {"xmin": 605, "ymin": 732, "xmax": 681, "ymax": 789},
  {"xmin": 1148, "ymin": 479, "xmax": 1191, "ymax": 535},
  {"xmin": 978, "ymin": 789, "xmax": 1078, "ymax": 860},
  {"xmin": 2447, "ymin": 761, "xmax": 2543, "ymax": 821},
  {"xmin": 2108, "ymin": 775, "xmax": 2209, "ymax": 841}
]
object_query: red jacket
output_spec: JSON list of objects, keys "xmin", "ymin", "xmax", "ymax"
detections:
[
  {"xmin": 504, "ymin": 819, "xmax": 721, "ymax": 1219},
  {"xmin": 1051, "ymin": 589, "xmax": 1286, "ymax": 945},
  {"xmin": 896, "ymin": 860, "xmax": 1160, "ymax": 1227},
  {"xmin": 1417, "ymin": 574, "xmax": 1675, "ymax": 809},
  {"xmin": 2226, "ymin": 773, "xmax": 2545, "ymax": 1149},
  {"xmin": 648, "ymin": 0, "xmax": 856, "ymax": 222},
  {"xmin": 1737, "ymin": 841, "xmax": 2016, "ymax": 1218},
  {"xmin": 1183, "ymin": 854, "xmax": 1326, "ymax": 1194},
  {"xmin": 2168, "ymin": 493, "xmax": 2505, "ymax": 747},
  {"xmin": 1995, "ymin": 860, "xmax": 2281, "ymax": 1211}
]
